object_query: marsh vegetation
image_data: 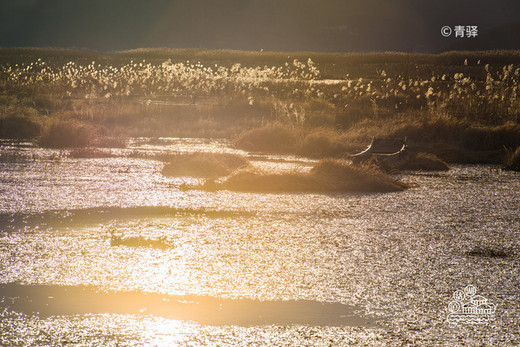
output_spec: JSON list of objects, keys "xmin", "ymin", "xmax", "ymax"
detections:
[
  {"xmin": 1, "ymin": 48, "xmax": 520, "ymax": 165},
  {"xmin": 215, "ymin": 158, "xmax": 409, "ymax": 193}
]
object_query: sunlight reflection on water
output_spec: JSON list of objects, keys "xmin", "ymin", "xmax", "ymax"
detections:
[{"xmin": 1, "ymin": 139, "xmax": 519, "ymax": 345}]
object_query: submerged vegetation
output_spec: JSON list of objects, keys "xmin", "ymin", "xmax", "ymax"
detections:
[
  {"xmin": 1, "ymin": 48, "xmax": 520, "ymax": 164},
  {"xmin": 69, "ymin": 148, "xmax": 116, "ymax": 158}
]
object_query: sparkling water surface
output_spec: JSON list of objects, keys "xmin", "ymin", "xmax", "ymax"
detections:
[{"xmin": 1, "ymin": 139, "xmax": 519, "ymax": 345}]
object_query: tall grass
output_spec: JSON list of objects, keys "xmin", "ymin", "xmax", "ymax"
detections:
[
  {"xmin": 4, "ymin": 48, "xmax": 520, "ymax": 125},
  {"xmin": 1, "ymin": 48, "xmax": 520, "ymax": 161}
]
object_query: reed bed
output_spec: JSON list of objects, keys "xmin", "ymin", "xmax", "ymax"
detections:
[{"xmin": 1, "ymin": 48, "xmax": 519, "ymax": 164}]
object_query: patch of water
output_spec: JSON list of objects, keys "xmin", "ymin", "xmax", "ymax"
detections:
[{"xmin": 1, "ymin": 140, "xmax": 519, "ymax": 345}]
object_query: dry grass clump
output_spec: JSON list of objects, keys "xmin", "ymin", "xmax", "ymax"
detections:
[
  {"xmin": 233, "ymin": 123, "xmax": 300, "ymax": 153},
  {"xmin": 162, "ymin": 152, "xmax": 249, "ymax": 178},
  {"xmin": 299, "ymin": 128, "xmax": 352, "ymax": 158},
  {"xmin": 400, "ymin": 153, "xmax": 450, "ymax": 171},
  {"xmin": 38, "ymin": 119, "xmax": 94, "ymax": 148},
  {"xmin": 503, "ymin": 146, "xmax": 520, "ymax": 171},
  {"xmin": 233, "ymin": 114, "xmax": 519, "ymax": 163},
  {"xmin": 416, "ymin": 117, "xmax": 519, "ymax": 152},
  {"xmin": 348, "ymin": 114, "xmax": 520, "ymax": 153},
  {"xmin": 218, "ymin": 158, "xmax": 408, "ymax": 193},
  {"xmin": 338, "ymin": 114, "xmax": 520, "ymax": 164},
  {"xmin": 234, "ymin": 124, "xmax": 356, "ymax": 158},
  {"xmin": 310, "ymin": 159, "xmax": 409, "ymax": 192}
]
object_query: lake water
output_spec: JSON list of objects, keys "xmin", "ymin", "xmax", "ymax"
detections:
[{"xmin": 1, "ymin": 138, "xmax": 519, "ymax": 345}]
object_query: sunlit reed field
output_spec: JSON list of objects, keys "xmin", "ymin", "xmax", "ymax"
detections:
[{"xmin": 1, "ymin": 48, "xmax": 520, "ymax": 165}]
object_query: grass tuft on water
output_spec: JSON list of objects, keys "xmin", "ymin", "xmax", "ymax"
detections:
[
  {"xmin": 217, "ymin": 158, "xmax": 408, "ymax": 193},
  {"xmin": 162, "ymin": 152, "xmax": 249, "ymax": 178}
]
